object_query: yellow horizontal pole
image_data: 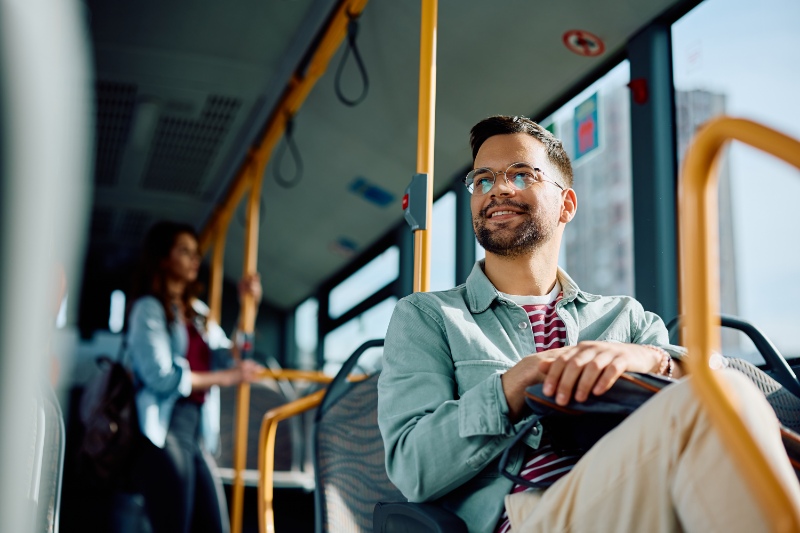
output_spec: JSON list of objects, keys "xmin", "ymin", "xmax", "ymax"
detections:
[
  {"xmin": 412, "ymin": 0, "xmax": 437, "ymax": 293},
  {"xmin": 200, "ymin": 0, "xmax": 371, "ymax": 253},
  {"xmin": 679, "ymin": 116, "xmax": 800, "ymax": 533},
  {"xmin": 255, "ymin": 368, "xmax": 369, "ymax": 384}
]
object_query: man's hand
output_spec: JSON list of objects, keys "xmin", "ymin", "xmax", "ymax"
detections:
[{"xmin": 501, "ymin": 342, "xmax": 662, "ymax": 421}]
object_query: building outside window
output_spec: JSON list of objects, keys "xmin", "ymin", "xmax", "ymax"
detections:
[
  {"xmin": 541, "ymin": 61, "xmax": 635, "ymax": 298},
  {"xmin": 672, "ymin": 0, "xmax": 800, "ymax": 360}
]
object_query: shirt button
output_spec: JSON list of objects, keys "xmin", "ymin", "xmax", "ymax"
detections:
[{"xmin": 518, "ymin": 321, "xmax": 528, "ymax": 329}]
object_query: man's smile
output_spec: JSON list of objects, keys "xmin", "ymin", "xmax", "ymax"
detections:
[{"xmin": 481, "ymin": 201, "xmax": 530, "ymax": 221}]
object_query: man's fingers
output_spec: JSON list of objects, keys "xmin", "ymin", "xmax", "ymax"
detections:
[
  {"xmin": 592, "ymin": 356, "xmax": 628, "ymax": 396},
  {"xmin": 553, "ymin": 347, "xmax": 599, "ymax": 405},
  {"xmin": 573, "ymin": 351, "xmax": 615, "ymax": 402}
]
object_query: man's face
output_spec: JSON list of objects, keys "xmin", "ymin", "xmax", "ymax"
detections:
[{"xmin": 470, "ymin": 133, "xmax": 566, "ymax": 257}]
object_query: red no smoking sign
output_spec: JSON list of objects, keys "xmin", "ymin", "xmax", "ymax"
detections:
[{"xmin": 562, "ymin": 30, "xmax": 605, "ymax": 57}]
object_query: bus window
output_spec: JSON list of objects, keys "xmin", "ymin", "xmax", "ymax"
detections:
[
  {"xmin": 329, "ymin": 247, "xmax": 398, "ymax": 319},
  {"xmin": 323, "ymin": 297, "xmax": 396, "ymax": 376},
  {"xmin": 431, "ymin": 191, "xmax": 456, "ymax": 291},
  {"xmin": 541, "ymin": 61, "xmax": 635, "ymax": 298},
  {"xmin": 294, "ymin": 297, "xmax": 318, "ymax": 370},
  {"xmin": 673, "ymin": 0, "xmax": 800, "ymax": 359}
]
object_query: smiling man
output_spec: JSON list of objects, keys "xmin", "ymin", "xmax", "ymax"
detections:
[{"xmin": 377, "ymin": 115, "xmax": 800, "ymax": 532}]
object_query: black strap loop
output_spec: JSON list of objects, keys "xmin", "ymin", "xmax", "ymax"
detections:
[
  {"xmin": 498, "ymin": 416, "xmax": 556, "ymax": 490},
  {"xmin": 334, "ymin": 15, "xmax": 369, "ymax": 107},
  {"xmin": 273, "ymin": 117, "xmax": 303, "ymax": 189}
]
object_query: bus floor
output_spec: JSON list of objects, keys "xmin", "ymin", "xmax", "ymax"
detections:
[
  {"xmin": 58, "ymin": 386, "xmax": 315, "ymax": 533},
  {"xmin": 223, "ymin": 484, "xmax": 315, "ymax": 533},
  {"xmin": 59, "ymin": 483, "xmax": 314, "ymax": 532}
]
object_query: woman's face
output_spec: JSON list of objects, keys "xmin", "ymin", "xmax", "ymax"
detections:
[{"xmin": 164, "ymin": 232, "xmax": 200, "ymax": 283}]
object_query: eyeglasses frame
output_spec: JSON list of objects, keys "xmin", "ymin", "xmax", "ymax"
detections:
[{"xmin": 462, "ymin": 162, "xmax": 565, "ymax": 195}]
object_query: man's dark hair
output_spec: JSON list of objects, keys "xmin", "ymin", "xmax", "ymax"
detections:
[{"xmin": 470, "ymin": 115, "xmax": 574, "ymax": 188}]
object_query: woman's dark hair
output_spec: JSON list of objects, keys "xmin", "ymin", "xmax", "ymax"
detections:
[{"xmin": 131, "ymin": 220, "xmax": 202, "ymax": 324}]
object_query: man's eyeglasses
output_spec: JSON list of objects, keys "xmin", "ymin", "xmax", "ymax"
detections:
[{"xmin": 463, "ymin": 162, "xmax": 564, "ymax": 195}]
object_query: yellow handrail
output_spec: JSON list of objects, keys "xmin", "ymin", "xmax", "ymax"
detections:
[
  {"xmin": 258, "ymin": 389, "xmax": 326, "ymax": 533},
  {"xmin": 256, "ymin": 369, "xmax": 334, "ymax": 384},
  {"xmin": 679, "ymin": 116, "xmax": 800, "ymax": 532},
  {"xmin": 230, "ymin": 162, "xmax": 263, "ymax": 533},
  {"xmin": 412, "ymin": 0, "xmax": 437, "ymax": 293},
  {"xmin": 256, "ymin": 372, "xmax": 368, "ymax": 533},
  {"xmin": 203, "ymin": 1, "xmax": 373, "ymax": 529},
  {"xmin": 207, "ymin": 221, "xmax": 229, "ymax": 326}
]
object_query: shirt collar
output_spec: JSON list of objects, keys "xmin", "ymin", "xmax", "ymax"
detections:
[{"xmin": 465, "ymin": 260, "xmax": 595, "ymax": 313}]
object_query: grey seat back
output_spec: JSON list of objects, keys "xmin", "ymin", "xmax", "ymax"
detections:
[
  {"xmin": 314, "ymin": 340, "xmax": 405, "ymax": 532},
  {"xmin": 30, "ymin": 386, "xmax": 65, "ymax": 533},
  {"xmin": 726, "ymin": 357, "xmax": 800, "ymax": 433}
]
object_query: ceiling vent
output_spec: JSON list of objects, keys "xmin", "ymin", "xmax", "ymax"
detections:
[
  {"xmin": 94, "ymin": 81, "xmax": 138, "ymax": 186},
  {"xmin": 90, "ymin": 208, "xmax": 115, "ymax": 241},
  {"xmin": 117, "ymin": 209, "xmax": 153, "ymax": 243},
  {"xmin": 141, "ymin": 95, "xmax": 241, "ymax": 196}
]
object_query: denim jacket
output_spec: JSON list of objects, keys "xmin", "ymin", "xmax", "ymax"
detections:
[
  {"xmin": 125, "ymin": 296, "xmax": 234, "ymax": 454},
  {"xmin": 377, "ymin": 261, "xmax": 685, "ymax": 533}
]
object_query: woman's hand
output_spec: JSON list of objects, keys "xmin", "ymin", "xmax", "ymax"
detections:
[
  {"xmin": 224, "ymin": 359, "xmax": 264, "ymax": 386},
  {"xmin": 238, "ymin": 273, "xmax": 262, "ymax": 307},
  {"xmin": 191, "ymin": 360, "xmax": 265, "ymax": 390}
]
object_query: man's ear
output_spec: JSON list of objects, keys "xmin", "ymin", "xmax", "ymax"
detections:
[{"xmin": 560, "ymin": 188, "xmax": 577, "ymax": 223}]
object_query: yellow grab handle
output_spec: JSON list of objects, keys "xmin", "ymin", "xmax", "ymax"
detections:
[{"xmin": 679, "ymin": 116, "xmax": 800, "ymax": 532}]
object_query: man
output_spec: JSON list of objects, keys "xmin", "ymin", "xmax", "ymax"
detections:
[{"xmin": 377, "ymin": 115, "xmax": 800, "ymax": 532}]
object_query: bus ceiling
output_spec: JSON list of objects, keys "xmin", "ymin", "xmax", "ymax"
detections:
[{"xmin": 85, "ymin": 0, "xmax": 695, "ymax": 311}]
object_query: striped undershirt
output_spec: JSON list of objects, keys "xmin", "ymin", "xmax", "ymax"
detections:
[{"xmin": 494, "ymin": 282, "xmax": 580, "ymax": 533}]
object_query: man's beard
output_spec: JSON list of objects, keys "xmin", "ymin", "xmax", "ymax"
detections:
[{"xmin": 473, "ymin": 200, "xmax": 557, "ymax": 258}]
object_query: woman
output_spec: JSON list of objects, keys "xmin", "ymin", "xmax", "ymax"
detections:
[{"xmin": 126, "ymin": 221, "xmax": 263, "ymax": 533}]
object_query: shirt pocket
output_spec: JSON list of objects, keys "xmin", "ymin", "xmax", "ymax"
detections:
[{"xmin": 453, "ymin": 360, "xmax": 511, "ymax": 397}]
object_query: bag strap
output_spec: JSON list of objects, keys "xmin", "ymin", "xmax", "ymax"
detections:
[{"xmin": 498, "ymin": 416, "xmax": 552, "ymax": 490}]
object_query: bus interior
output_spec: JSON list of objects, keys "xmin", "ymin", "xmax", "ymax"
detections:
[{"xmin": 1, "ymin": 0, "xmax": 800, "ymax": 531}]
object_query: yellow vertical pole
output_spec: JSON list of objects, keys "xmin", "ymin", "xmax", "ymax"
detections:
[
  {"xmin": 208, "ymin": 221, "xmax": 229, "ymax": 326},
  {"xmin": 413, "ymin": 0, "xmax": 437, "ymax": 293},
  {"xmin": 230, "ymin": 158, "xmax": 263, "ymax": 533}
]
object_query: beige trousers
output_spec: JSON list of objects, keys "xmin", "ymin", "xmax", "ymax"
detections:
[{"xmin": 504, "ymin": 369, "xmax": 800, "ymax": 532}]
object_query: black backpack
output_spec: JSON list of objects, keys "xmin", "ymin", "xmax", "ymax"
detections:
[{"xmin": 79, "ymin": 356, "xmax": 142, "ymax": 483}]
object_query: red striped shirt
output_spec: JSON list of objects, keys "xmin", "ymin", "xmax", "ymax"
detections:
[{"xmin": 495, "ymin": 286, "xmax": 579, "ymax": 533}]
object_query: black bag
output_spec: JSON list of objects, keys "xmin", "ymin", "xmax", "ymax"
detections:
[
  {"xmin": 79, "ymin": 356, "xmax": 142, "ymax": 483},
  {"xmin": 499, "ymin": 372, "xmax": 674, "ymax": 489},
  {"xmin": 499, "ymin": 367, "xmax": 800, "ymax": 488}
]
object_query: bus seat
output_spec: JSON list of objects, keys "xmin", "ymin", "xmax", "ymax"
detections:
[
  {"xmin": 308, "ymin": 339, "xmax": 467, "ymax": 532},
  {"xmin": 666, "ymin": 314, "xmax": 800, "ymax": 398},
  {"xmin": 30, "ymin": 385, "xmax": 66, "ymax": 533},
  {"xmin": 253, "ymin": 339, "xmax": 473, "ymax": 532},
  {"xmin": 220, "ymin": 354, "xmax": 323, "ymax": 489},
  {"xmin": 311, "ymin": 339, "xmax": 410, "ymax": 532},
  {"xmin": 722, "ymin": 357, "xmax": 800, "ymax": 480}
]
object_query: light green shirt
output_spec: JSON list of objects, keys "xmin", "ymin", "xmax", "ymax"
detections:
[{"xmin": 377, "ymin": 261, "xmax": 685, "ymax": 533}]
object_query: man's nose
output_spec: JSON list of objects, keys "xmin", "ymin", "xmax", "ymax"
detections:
[{"xmin": 490, "ymin": 173, "xmax": 516, "ymax": 197}]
